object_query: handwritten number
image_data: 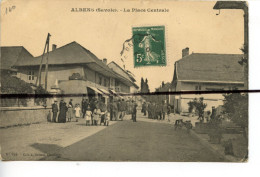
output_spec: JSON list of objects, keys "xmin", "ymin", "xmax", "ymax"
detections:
[{"xmin": 5, "ymin": 5, "xmax": 16, "ymax": 15}]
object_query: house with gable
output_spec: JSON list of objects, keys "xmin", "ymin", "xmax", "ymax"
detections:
[
  {"xmin": 171, "ymin": 48, "xmax": 244, "ymax": 113},
  {"xmin": 12, "ymin": 41, "xmax": 138, "ymax": 103},
  {"xmin": 0, "ymin": 46, "xmax": 33, "ymax": 75}
]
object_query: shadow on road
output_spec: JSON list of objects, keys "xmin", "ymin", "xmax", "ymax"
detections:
[{"xmin": 31, "ymin": 143, "xmax": 63, "ymax": 160}]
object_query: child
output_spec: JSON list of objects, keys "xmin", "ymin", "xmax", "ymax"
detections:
[
  {"xmin": 85, "ymin": 106, "xmax": 92, "ymax": 126},
  {"xmin": 104, "ymin": 111, "xmax": 110, "ymax": 126},
  {"xmin": 74, "ymin": 104, "xmax": 81, "ymax": 122},
  {"xmin": 93, "ymin": 107, "xmax": 101, "ymax": 126},
  {"xmin": 67, "ymin": 103, "xmax": 73, "ymax": 122}
]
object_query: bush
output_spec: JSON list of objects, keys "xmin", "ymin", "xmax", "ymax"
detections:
[
  {"xmin": 34, "ymin": 86, "xmax": 50, "ymax": 106},
  {"xmin": 1, "ymin": 71, "xmax": 34, "ymax": 106},
  {"xmin": 222, "ymin": 93, "xmax": 248, "ymax": 139},
  {"xmin": 188, "ymin": 101, "xmax": 195, "ymax": 113},
  {"xmin": 188, "ymin": 97, "xmax": 207, "ymax": 121}
]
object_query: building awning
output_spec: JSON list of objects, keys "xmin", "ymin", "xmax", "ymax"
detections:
[
  {"xmin": 97, "ymin": 88, "xmax": 110, "ymax": 96},
  {"xmin": 87, "ymin": 86, "xmax": 103, "ymax": 95},
  {"xmin": 117, "ymin": 92, "xmax": 130, "ymax": 97},
  {"xmin": 109, "ymin": 89, "xmax": 117, "ymax": 95}
]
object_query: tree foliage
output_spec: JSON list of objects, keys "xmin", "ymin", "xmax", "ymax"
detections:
[
  {"xmin": 188, "ymin": 97, "xmax": 207, "ymax": 120},
  {"xmin": 140, "ymin": 77, "xmax": 150, "ymax": 93},
  {"xmin": 222, "ymin": 93, "xmax": 248, "ymax": 129},
  {"xmin": 34, "ymin": 86, "xmax": 50, "ymax": 106},
  {"xmin": 1, "ymin": 71, "xmax": 33, "ymax": 94},
  {"xmin": 0, "ymin": 71, "xmax": 34, "ymax": 106}
]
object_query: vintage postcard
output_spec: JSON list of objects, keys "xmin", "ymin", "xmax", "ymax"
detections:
[{"xmin": 0, "ymin": 0, "xmax": 248, "ymax": 162}]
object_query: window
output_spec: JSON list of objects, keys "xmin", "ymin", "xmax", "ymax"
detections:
[
  {"xmin": 206, "ymin": 88, "xmax": 224, "ymax": 91},
  {"xmin": 28, "ymin": 71, "xmax": 35, "ymax": 80},
  {"xmin": 104, "ymin": 79, "xmax": 107, "ymax": 87},
  {"xmin": 195, "ymin": 85, "xmax": 201, "ymax": 91},
  {"xmin": 228, "ymin": 87, "xmax": 238, "ymax": 91},
  {"xmin": 99, "ymin": 76, "xmax": 102, "ymax": 85}
]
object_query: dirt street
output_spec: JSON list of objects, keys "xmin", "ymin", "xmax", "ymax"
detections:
[{"xmin": 0, "ymin": 112, "xmax": 226, "ymax": 161}]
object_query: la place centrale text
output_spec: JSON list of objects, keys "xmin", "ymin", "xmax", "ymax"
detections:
[{"xmin": 71, "ymin": 8, "xmax": 170, "ymax": 13}]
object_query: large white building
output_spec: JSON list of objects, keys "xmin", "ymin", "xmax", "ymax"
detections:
[{"xmin": 170, "ymin": 48, "xmax": 244, "ymax": 113}]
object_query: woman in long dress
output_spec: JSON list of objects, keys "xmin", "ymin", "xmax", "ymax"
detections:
[{"xmin": 58, "ymin": 100, "xmax": 67, "ymax": 123}]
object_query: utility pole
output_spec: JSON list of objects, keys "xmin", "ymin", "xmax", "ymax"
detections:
[
  {"xmin": 35, "ymin": 33, "xmax": 51, "ymax": 90},
  {"xmin": 213, "ymin": 1, "xmax": 248, "ymax": 90},
  {"xmin": 44, "ymin": 36, "xmax": 51, "ymax": 90}
]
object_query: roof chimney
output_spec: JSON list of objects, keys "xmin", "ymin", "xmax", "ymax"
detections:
[
  {"xmin": 102, "ymin": 58, "xmax": 107, "ymax": 65},
  {"xmin": 52, "ymin": 44, "xmax": 57, "ymax": 51},
  {"xmin": 182, "ymin": 47, "xmax": 189, "ymax": 58}
]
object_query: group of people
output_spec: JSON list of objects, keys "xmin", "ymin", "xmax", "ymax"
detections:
[
  {"xmin": 141, "ymin": 101, "xmax": 171, "ymax": 121},
  {"xmin": 51, "ymin": 97, "xmax": 139, "ymax": 125},
  {"xmin": 108, "ymin": 98, "xmax": 138, "ymax": 122}
]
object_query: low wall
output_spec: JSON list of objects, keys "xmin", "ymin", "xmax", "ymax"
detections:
[{"xmin": 0, "ymin": 106, "xmax": 51, "ymax": 128}]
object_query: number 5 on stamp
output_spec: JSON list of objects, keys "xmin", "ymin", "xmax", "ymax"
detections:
[{"xmin": 132, "ymin": 26, "xmax": 166, "ymax": 67}]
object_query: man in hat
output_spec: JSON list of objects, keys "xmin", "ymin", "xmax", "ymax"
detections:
[
  {"xmin": 132, "ymin": 100, "xmax": 138, "ymax": 122},
  {"xmin": 52, "ymin": 100, "xmax": 58, "ymax": 122}
]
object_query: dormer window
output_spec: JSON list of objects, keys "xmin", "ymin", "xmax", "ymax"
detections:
[{"xmin": 28, "ymin": 71, "xmax": 35, "ymax": 80}]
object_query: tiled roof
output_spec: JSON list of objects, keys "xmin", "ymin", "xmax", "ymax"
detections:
[
  {"xmin": 12, "ymin": 41, "xmax": 137, "ymax": 87},
  {"xmin": 1, "ymin": 46, "xmax": 33, "ymax": 70},
  {"xmin": 175, "ymin": 53, "xmax": 244, "ymax": 83},
  {"xmin": 14, "ymin": 41, "xmax": 99, "ymax": 66}
]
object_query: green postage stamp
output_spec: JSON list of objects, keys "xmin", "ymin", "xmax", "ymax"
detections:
[{"xmin": 132, "ymin": 26, "xmax": 166, "ymax": 67}]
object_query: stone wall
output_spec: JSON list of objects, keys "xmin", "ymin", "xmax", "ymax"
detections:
[{"xmin": 0, "ymin": 106, "xmax": 51, "ymax": 128}]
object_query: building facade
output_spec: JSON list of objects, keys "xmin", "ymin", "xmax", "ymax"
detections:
[
  {"xmin": 11, "ymin": 41, "xmax": 138, "ymax": 104},
  {"xmin": 108, "ymin": 61, "xmax": 139, "ymax": 94},
  {"xmin": 171, "ymin": 48, "xmax": 244, "ymax": 113}
]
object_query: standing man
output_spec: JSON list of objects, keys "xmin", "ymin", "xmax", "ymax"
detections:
[
  {"xmin": 112, "ymin": 99, "xmax": 118, "ymax": 121},
  {"xmin": 147, "ymin": 102, "xmax": 151, "ymax": 118},
  {"xmin": 99, "ymin": 98, "xmax": 107, "ymax": 125},
  {"xmin": 108, "ymin": 99, "xmax": 113, "ymax": 121},
  {"xmin": 126, "ymin": 100, "xmax": 130, "ymax": 114},
  {"xmin": 167, "ymin": 104, "xmax": 171, "ymax": 122},
  {"xmin": 67, "ymin": 99, "xmax": 74, "ymax": 122},
  {"xmin": 162, "ymin": 101, "xmax": 167, "ymax": 121},
  {"xmin": 52, "ymin": 100, "xmax": 58, "ymax": 122},
  {"xmin": 129, "ymin": 99, "xmax": 133, "ymax": 119},
  {"xmin": 142, "ymin": 102, "xmax": 147, "ymax": 116},
  {"xmin": 82, "ymin": 98, "xmax": 87, "ymax": 118},
  {"xmin": 121, "ymin": 99, "xmax": 127, "ymax": 120},
  {"xmin": 117, "ymin": 99, "xmax": 122, "ymax": 120},
  {"xmin": 132, "ymin": 100, "xmax": 137, "ymax": 122},
  {"xmin": 155, "ymin": 103, "xmax": 161, "ymax": 120}
]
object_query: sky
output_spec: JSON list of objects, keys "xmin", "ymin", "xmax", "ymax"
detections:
[{"xmin": 1, "ymin": 0, "xmax": 244, "ymax": 91}]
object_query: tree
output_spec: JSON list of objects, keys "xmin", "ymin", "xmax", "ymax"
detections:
[
  {"xmin": 144, "ymin": 78, "xmax": 150, "ymax": 93},
  {"xmin": 140, "ymin": 77, "xmax": 144, "ymax": 92},
  {"xmin": 140, "ymin": 78, "xmax": 150, "ymax": 93},
  {"xmin": 188, "ymin": 97, "xmax": 207, "ymax": 122},
  {"xmin": 222, "ymin": 93, "xmax": 248, "ymax": 139},
  {"xmin": 162, "ymin": 81, "xmax": 165, "ymax": 87},
  {"xmin": 222, "ymin": 44, "xmax": 248, "ymax": 140}
]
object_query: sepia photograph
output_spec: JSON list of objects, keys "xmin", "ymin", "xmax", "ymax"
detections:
[{"xmin": 0, "ymin": 0, "xmax": 249, "ymax": 163}]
